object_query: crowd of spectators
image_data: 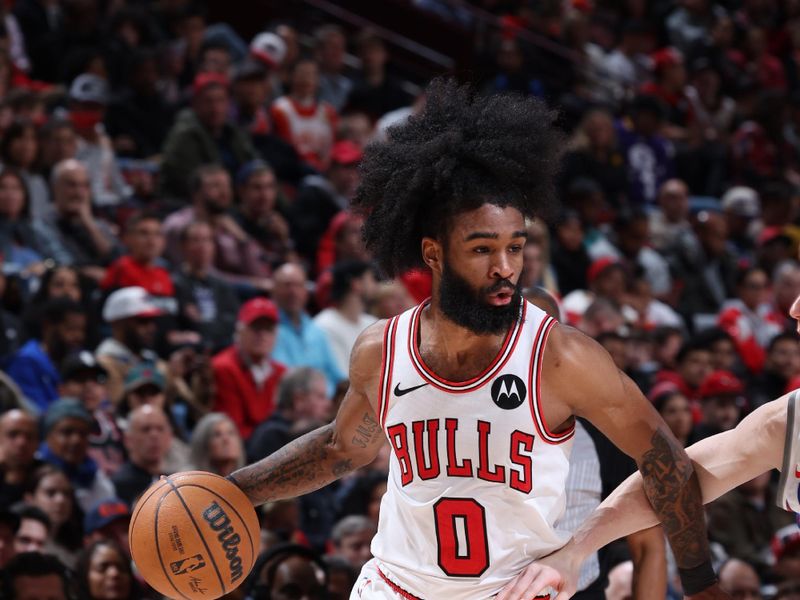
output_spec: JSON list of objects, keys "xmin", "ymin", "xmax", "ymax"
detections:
[{"xmin": 0, "ymin": 0, "xmax": 799, "ymax": 598}]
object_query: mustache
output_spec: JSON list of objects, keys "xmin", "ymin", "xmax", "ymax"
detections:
[{"xmin": 485, "ymin": 279, "xmax": 516, "ymax": 293}]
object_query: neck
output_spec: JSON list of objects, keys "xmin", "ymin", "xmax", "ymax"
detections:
[
  {"xmin": 423, "ymin": 301, "xmax": 505, "ymax": 355},
  {"xmin": 185, "ymin": 263, "xmax": 209, "ymax": 278},
  {"xmin": 286, "ymin": 309, "xmax": 303, "ymax": 326},
  {"xmin": 337, "ymin": 294, "xmax": 364, "ymax": 322},
  {"xmin": 134, "ymin": 457, "xmax": 163, "ymax": 475},
  {"xmin": 242, "ymin": 349, "xmax": 268, "ymax": 365}
]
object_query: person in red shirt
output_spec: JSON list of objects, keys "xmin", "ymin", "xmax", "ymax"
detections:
[
  {"xmin": 211, "ymin": 297, "xmax": 287, "ymax": 439},
  {"xmin": 101, "ymin": 212, "xmax": 174, "ymax": 298}
]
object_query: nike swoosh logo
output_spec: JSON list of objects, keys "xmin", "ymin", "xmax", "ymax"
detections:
[{"xmin": 394, "ymin": 382, "xmax": 429, "ymax": 397}]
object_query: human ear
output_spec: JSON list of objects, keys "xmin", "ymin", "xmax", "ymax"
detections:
[{"xmin": 421, "ymin": 237, "xmax": 442, "ymax": 273}]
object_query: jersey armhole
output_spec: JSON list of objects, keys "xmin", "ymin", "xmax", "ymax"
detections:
[
  {"xmin": 777, "ymin": 390, "xmax": 799, "ymax": 509},
  {"xmin": 528, "ymin": 318, "xmax": 575, "ymax": 445},
  {"xmin": 377, "ymin": 317, "xmax": 398, "ymax": 430}
]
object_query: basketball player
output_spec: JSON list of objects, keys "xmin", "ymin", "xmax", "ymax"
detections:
[
  {"xmin": 495, "ymin": 296, "xmax": 800, "ymax": 600},
  {"xmin": 228, "ymin": 80, "xmax": 726, "ymax": 599}
]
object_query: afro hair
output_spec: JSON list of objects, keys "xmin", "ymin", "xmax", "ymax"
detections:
[{"xmin": 352, "ymin": 78, "xmax": 564, "ymax": 278}]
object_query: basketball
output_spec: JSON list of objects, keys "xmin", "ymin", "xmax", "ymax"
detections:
[{"xmin": 129, "ymin": 471, "xmax": 260, "ymax": 600}]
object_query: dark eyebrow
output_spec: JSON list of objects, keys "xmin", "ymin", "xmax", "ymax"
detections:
[
  {"xmin": 464, "ymin": 232, "xmax": 498, "ymax": 241},
  {"xmin": 463, "ymin": 230, "xmax": 529, "ymax": 242}
]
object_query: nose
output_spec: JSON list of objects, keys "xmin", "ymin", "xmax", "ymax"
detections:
[{"xmin": 490, "ymin": 253, "xmax": 514, "ymax": 281}]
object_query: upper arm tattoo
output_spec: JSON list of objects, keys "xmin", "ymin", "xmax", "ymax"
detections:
[
  {"xmin": 639, "ymin": 427, "xmax": 710, "ymax": 569},
  {"xmin": 352, "ymin": 411, "xmax": 381, "ymax": 448}
]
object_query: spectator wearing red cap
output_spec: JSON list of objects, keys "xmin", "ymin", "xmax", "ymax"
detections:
[
  {"xmin": 694, "ymin": 370, "xmax": 746, "ymax": 441},
  {"xmin": 773, "ymin": 524, "xmax": 800, "ymax": 582},
  {"xmin": 160, "ymin": 72, "xmax": 258, "ymax": 199},
  {"xmin": 289, "ymin": 140, "xmax": 363, "ymax": 266},
  {"xmin": 210, "ymin": 297, "xmax": 287, "ymax": 439},
  {"xmin": 640, "ymin": 47, "xmax": 691, "ymax": 136},
  {"xmin": 270, "ymin": 59, "xmax": 338, "ymax": 172},
  {"xmin": 561, "ymin": 256, "xmax": 631, "ymax": 327},
  {"xmin": 717, "ymin": 267, "xmax": 784, "ymax": 374}
]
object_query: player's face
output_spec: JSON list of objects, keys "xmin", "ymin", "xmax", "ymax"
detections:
[{"xmin": 435, "ymin": 204, "xmax": 526, "ymax": 335}]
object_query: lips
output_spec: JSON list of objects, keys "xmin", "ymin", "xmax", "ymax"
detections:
[{"xmin": 487, "ymin": 290, "xmax": 513, "ymax": 306}]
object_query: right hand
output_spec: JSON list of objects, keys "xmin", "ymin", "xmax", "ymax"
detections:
[{"xmin": 495, "ymin": 545, "xmax": 581, "ymax": 600}]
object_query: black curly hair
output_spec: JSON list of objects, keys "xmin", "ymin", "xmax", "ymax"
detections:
[{"xmin": 352, "ymin": 78, "xmax": 564, "ymax": 278}]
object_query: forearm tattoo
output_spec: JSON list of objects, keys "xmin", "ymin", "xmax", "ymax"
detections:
[
  {"xmin": 229, "ymin": 412, "xmax": 384, "ymax": 505},
  {"xmin": 639, "ymin": 428, "xmax": 710, "ymax": 569}
]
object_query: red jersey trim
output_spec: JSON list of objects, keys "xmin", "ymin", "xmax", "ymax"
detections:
[
  {"xmin": 407, "ymin": 300, "xmax": 526, "ymax": 393},
  {"xmin": 528, "ymin": 318, "xmax": 575, "ymax": 445},
  {"xmin": 379, "ymin": 317, "xmax": 399, "ymax": 430},
  {"xmin": 376, "ymin": 566, "xmax": 424, "ymax": 600}
]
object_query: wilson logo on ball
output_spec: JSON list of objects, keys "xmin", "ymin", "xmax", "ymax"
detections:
[{"xmin": 202, "ymin": 502, "xmax": 244, "ymax": 583}]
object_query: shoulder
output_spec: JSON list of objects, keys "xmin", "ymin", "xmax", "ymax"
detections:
[
  {"xmin": 756, "ymin": 393, "xmax": 791, "ymax": 442},
  {"xmin": 544, "ymin": 323, "xmax": 608, "ymax": 368},
  {"xmin": 211, "ymin": 346, "xmax": 238, "ymax": 369},
  {"xmin": 348, "ymin": 320, "xmax": 390, "ymax": 391},
  {"xmin": 541, "ymin": 324, "xmax": 623, "ymax": 403}
]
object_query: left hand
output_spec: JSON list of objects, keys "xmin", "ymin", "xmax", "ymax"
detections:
[{"xmin": 495, "ymin": 546, "xmax": 580, "ymax": 600}]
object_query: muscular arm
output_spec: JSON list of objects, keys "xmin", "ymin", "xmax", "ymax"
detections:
[
  {"xmin": 545, "ymin": 327, "xmax": 709, "ymax": 573},
  {"xmin": 228, "ymin": 322, "xmax": 386, "ymax": 505},
  {"xmin": 565, "ymin": 393, "xmax": 788, "ymax": 565},
  {"xmin": 628, "ymin": 527, "xmax": 666, "ymax": 600}
]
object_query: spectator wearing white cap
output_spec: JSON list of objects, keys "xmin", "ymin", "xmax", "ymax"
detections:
[
  {"xmin": 95, "ymin": 287, "xmax": 166, "ymax": 404},
  {"xmin": 251, "ymin": 29, "xmax": 292, "ymax": 98},
  {"xmin": 721, "ymin": 185, "xmax": 761, "ymax": 261},
  {"xmin": 68, "ymin": 73, "xmax": 132, "ymax": 208},
  {"xmin": 32, "ymin": 159, "xmax": 122, "ymax": 281}
]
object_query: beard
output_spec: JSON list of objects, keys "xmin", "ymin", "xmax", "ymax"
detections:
[{"xmin": 438, "ymin": 262, "xmax": 522, "ymax": 335}]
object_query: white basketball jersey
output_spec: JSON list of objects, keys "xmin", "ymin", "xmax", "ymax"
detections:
[
  {"xmin": 371, "ymin": 300, "xmax": 574, "ymax": 599},
  {"xmin": 778, "ymin": 391, "xmax": 800, "ymax": 512}
]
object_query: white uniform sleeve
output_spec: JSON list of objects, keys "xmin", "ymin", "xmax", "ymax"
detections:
[{"xmin": 777, "ymin": 391, "xmax": 800, "ymax": 512}]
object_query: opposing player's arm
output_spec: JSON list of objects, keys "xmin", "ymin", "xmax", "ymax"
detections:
[
  {"xmin": 546, "ymin": 326, "xmax": 712, "ymax": 581},
  {"xmin": 567, "ymin": 392, "xmax": 788, "ymax": 565},
  {"xmin": 499, "ymin": 337, "xmax": 789, "ymax": 600},
  {"xmin": 228, "ymin": 322, "xmax": 386, "ymax": 506}
]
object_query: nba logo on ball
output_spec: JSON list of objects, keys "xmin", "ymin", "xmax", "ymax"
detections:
[
  {"xmin": 491, "ymin": 374, "xmax": 526, "ymax": 409},
  {"xmin": 129, "ymin": 471, "xmax": 260, "ymax": 600}
]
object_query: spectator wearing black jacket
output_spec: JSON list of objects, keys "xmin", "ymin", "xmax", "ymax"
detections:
[{"xmin": 171, "ymin": 221, "xmax": 239, "ymax": 353}]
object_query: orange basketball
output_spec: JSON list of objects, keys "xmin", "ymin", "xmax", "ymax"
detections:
[{"xmin": 129, "ymin": 471, "xmax": 260, "ymax": 600}]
